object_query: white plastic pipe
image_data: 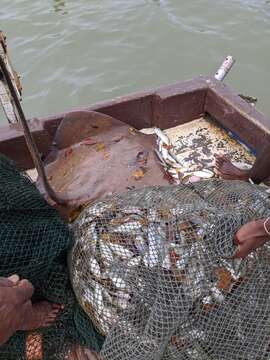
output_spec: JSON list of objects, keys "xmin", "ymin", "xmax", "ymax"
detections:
[{"xmin": 214, "ymin": 55, "xmax": 235, "ymax": 81}]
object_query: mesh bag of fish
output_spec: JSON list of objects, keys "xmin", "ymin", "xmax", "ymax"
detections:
[{"xmin": 69, "ymin": 179, "xmax": 270, "ymax": 360}]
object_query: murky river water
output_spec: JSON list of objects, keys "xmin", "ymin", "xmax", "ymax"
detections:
[{"xmin": 0, "ymin": 0, "xmax": 270, "ymax": 123}]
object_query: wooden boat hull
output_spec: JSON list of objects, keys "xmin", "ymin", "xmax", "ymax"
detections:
[{"xmin": 0, "ymin": 76, "xmax": 270, "ymax": 171}]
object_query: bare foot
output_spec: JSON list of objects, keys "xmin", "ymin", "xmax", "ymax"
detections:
[
  {"xmin": 67, "ymin": 345, "xmax": 102, "ymax": 360},
  {"xmin": 20, "ymin": 301, "xmax": 63, "ymax": 331},
  {"xmin": 215, "ymin": 154, "xmax": 250, "ymax": 181}
]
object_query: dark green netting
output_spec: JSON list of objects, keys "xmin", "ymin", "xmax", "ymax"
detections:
[{"xmin": 0, "ymin": 154, "xmax": 105, "ymax": 360}]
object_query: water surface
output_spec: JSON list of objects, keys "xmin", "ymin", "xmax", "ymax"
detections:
[{"xmin": 0, "ymin": 0, "xmax": 270, "ymax": 122}]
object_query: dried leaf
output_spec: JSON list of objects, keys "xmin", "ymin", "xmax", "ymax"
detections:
[
  {"xmin": 178, "ymin": 221, "xmax": 192, "ymax": 232},
  {"xmin": 110, "ymin": 218, "xmax": 126, "ymax": 225},
  {"xmin": 202, "ymin": 303, "xmax": 218, "ymax": 312},
  {"xmin": 170, "ymin": 250, "xmax": 180, "ymax": 267},
  {"xmin": 103, "ymin": 152, "xmax": 110, "ymax": 160},
  {"xmin": 132, "ymin": 168, "xmax": 145, "ymax": 180},
  {"xmin": 96, "ymin": 143, "xmax": 105, "ymax": 152},
  {"xmin": 68, "ymin": 207, "xmax": 84, "ymax": 223},
  {"xmin": 128, "ymin": 127, "xmax": 137, "ymax": 135},
  {"xmin": 172, "ymin": 268, "xmax": 186, "ymax": 283},
  {"xmin": 139, "ymin": 217, "xmax": 149, "ymax": 226},
  {"xmin": 215, "ymin": 268, "xmax": 233, "ymax": 292},
  {"xmin": 136, "ymin": 151, "xmax": 149, "ymax": 166},
  {"xmin": 101, "ymin": 233, "xmax": 111, "ymax": 241},
  {"xmin": 171, "ymin": 336, "xmax": 188, "ymax": 349},
  {"xmin": 158, "ymin": 208, "xmax": 172, "ymax": 220}
]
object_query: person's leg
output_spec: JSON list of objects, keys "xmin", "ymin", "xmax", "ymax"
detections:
[
  {"xmin": 249, "ymin": 141, "xmax": 270, "ymax": 183},
  {"xmin": 0, "ymin": 275, "xmax": 62, "ymax": 346},
  {"xmin": 215, "ymin": 154, "xmax": 250, "ymax": 181},
  {"xmin": 19, "ymin": 301, "xmax": 63, "ymax": 331},
  {"xmin": 215, "ymin": 141, "xmax": 270, "ymax": 183}
]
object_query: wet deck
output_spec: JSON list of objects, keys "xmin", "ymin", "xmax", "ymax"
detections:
[{"xmin": 141, "ymin": 116, "xmax": 255, "ymax": 177}]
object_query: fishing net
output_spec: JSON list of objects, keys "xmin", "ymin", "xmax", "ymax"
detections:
[
  {"xmin": 70, "ymin": 180, "xmax": 270, "ymax": 360},
  {"xmin": 0, "ymin": 154, "xmax": 104, "ymax": 360}
]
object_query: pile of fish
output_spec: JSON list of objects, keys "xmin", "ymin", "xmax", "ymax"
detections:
[
  {"xmin": 154, "ymin": 127, "xmax": 215, "ymax": 184},
  {"xmin": 69, "ymin": 181, "xmax": 270, "ymax": 360}
]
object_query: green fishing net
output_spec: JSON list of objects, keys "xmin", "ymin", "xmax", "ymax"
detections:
[
  {"xmin": 0, "ymin": 154, "xmax": 104, "ymax": 360},
  {"xmin": 2, "ymin": 151, "xmax": 270, "ymax": 360}
]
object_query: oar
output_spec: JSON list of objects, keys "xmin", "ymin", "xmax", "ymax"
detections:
[{"xmin": 0, "ymin": 55, "xmax": 70, "ymax": 206}]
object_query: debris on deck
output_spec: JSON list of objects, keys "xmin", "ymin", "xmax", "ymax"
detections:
[{"xmin": 141, "ymin": 116, "xmax": 255, "ymax": 184}]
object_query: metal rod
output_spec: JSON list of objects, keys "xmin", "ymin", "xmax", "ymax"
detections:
[
  {"xmin": 214, "ymin": 55, "xmax": 235, "ymax": 81},
  {"xmin": 0, "ymin": 55, "xmax": 68, "ymax": 206}
]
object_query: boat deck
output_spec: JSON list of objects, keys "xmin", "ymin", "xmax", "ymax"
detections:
[{"xmin": 141, "ymin": 116, "xmax": 255, "ymax": 178}]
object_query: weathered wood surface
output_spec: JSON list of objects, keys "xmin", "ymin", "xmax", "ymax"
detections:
[
  {"xmin": 0, "ymin": 76, "xmax": 269, "ymax": 169},
  {"xmin": 0, "ymin": 118, "xmax": 52, "ymax": 169},
  {"xmin": 204, "ymin": 77, "xmax": 270, "ymax": 153}
]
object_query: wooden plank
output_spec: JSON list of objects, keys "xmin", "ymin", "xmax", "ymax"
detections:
[
  {"xmin": 153, "ymin": 78, "xmax": 207, "ymax": 129},
  {"xmin": 41, "ymin": 79, "xmax": 208, "ymax": 142},
  {"xmin": 1, "ymin": 76, "xmax": 270, "ymax": 169},
  {"xmin": 90, "ymin": 92, "xmax": 155, "ymax": 130},
  {"xmin": 42, "ymin": 90, "xmax": 155, "ymax": 136},
  {"xmin": 204, "ymin": 77, "xmax": 270, "ymax": 153},
  {"xmin": 0, "ymin": 118, "xmax": 52, "ymax": 170}
]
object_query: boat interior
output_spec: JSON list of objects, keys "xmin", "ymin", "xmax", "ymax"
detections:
[{"xmin": 1, "ymin": 76, "xmax": 270, "ymax": 211}]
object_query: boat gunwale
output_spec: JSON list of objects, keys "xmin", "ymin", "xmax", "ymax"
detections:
[{"xmin": 0, "ymin": 76, "xmax": 269, "ymax": 170}]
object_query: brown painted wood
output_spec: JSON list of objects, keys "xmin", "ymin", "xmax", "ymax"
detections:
[
  {"xmin": 204, "ymin": 77, "xmax": 270, "ymax": 153},
  {"xmin": 1, "ymin": 76, "xmax": 270, "ymax": 169},
  {"xmin": 42, "ymin": 90, "xmax": 155, "ymax": 137},
  {"xmin": 153, "ymin": 78, "xmax": 207, "ymax": 129},
  {"xmin": 90, "ymin": 92, "xmax": 155, "ymax": 130},
  {"xmin": 0, "ymin": 118, "xmax": 52, "ymax": 169}
]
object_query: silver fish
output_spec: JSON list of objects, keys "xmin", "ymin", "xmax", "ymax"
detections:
[
  {"xmin": 154, "ymin": 127, "xmax": 171, "ymax": 146},
  {"xmin": 82, "ymin": 281, "xmax": 104, "ymax": 317},
  {"xmin": 99, "ymin": 308, "xmax": 118, "ymax": 334},
  {"xmin": 100, "ymin": 241, "xmax": 114, "ymax": 262},
  {"xmin": 112, "ymin": 221, "xmax": 142, "ymax": 234},
  {"xmin": 111, "ymin": 275, "xmax": 127, "ymax": 290},
  {"xmin": 90, "ymin": 202, "xmax": 113, "ymax": 217},
  {"xmin": 161, "ymin": 145, "xmax": 169, "ymax": 160},
  {"xmin": 162, "ymin": 254, "xmax": 171, "ymax": 270},
  {"xmin": 202, "ymin": 295, "xmax": 213, "ymax": 305},
  {"xmin": 143, "ymin": 224, "xmax": 164, "ymax": 268},
  {"xmin": 115, "ymin": 291, "xmax": 131, "ymax": 310},
  {"xmin": 93, "ymin": 282, "xmax": 104, "ymax": 312},
  {"xmin": 84, "ymin": 224, "xmax": 99, "ymax": 252},
  {"xmin": 122, "ymin": 207, "xmax": 146, "ymax": 217},
  {"xmin": 210, "ymin": 286, "xmax": 225, "ymax": 303},
  {"xmin": 193, "ymin": 169, "xmax": 214, "ymax": 179},
  {"xmin": 134, "ymin": 235, "xmax": 147, "ymax": 254},
  {"xmin": 187, "ymin": 343, "xmax": 209, "ymax": 360},
  {"xmin": 127, "ymin": 256, "xmax": 141, "ymax": 268},
  {"xmin": 188, "ymin": 328, "xmax": 206, "ymax": 342},
  {"xmin": 89, "ymin": 256, "xmax": 101, "ymax": 278},
  {"xmin": 220, "ymin": 258, "xmax": 242, "ymax": 281},
  {"xmin": 176, "ymin": 253, "xmax": 190, "ymax": 270},
  {"xmin": 108, "ymin": 243, "xmax": 134, "ymax": 260},
  {"xmin": 154, "ymin": 148, "xmax": 167, "ymax": 166}
]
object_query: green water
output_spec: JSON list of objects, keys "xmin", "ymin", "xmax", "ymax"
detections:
[{"xmin": 0, "ymin": 0, "xmax": 270, "ymax": 123}]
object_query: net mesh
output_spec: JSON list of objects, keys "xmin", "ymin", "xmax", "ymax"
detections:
[
  {"xmin": 70, "ymin": 180, "xmax": 270, "ymax": 360},
  {"xmin": 0, "ymin": 154, "xmax": 104, "ymax": 360}
]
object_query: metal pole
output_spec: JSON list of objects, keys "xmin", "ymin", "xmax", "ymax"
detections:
[
  {"xmin": 0, "ymin": 55, "xmax": 68, "ymax": 206},
  {"xmin": 214, "ymin": 55, "xmax": 235, "ymax": 81}
]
